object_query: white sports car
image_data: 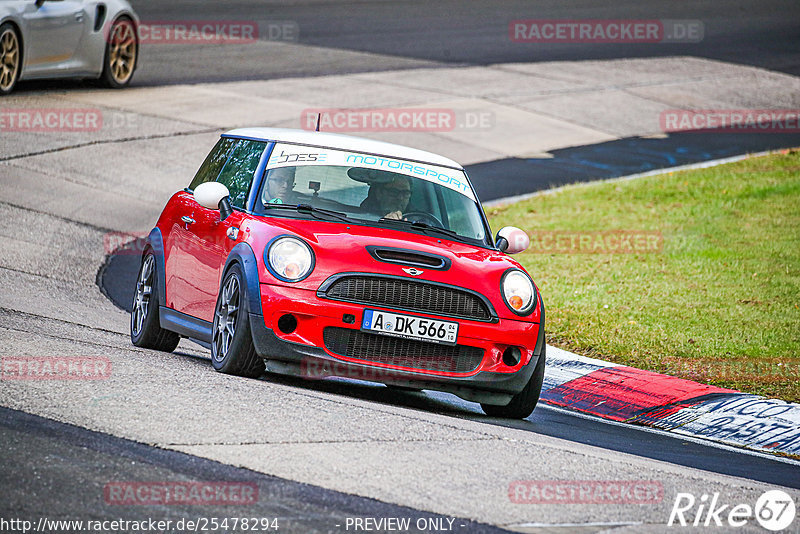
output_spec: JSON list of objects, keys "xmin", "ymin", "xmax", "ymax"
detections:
[{"xmin": 0, "ymin": 0, "xmax": 139, "ymax": 94}]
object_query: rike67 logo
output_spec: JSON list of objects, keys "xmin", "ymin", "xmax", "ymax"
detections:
[{"xmin": 668, "ymin": 490, "xmax": 796, "ymax": 531}]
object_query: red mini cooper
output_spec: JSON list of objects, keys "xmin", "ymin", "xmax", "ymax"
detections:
[{"xmin": 131, "ymin": 128, "xmax": 545, "ymax": 418}]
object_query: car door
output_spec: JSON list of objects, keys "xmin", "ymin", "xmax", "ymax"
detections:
[
  {"xmin": 167, "ymin": 138, "xmax": 267, "ymax": 322},
  {"xmin": 22, "ymin": 0, "xmax": 86, "ymax": 75},
  {"xmin": 164, "ymin": 138, "xmax": 234, "ymax": 317}
]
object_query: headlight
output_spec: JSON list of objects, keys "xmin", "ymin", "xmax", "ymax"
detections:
[
  {"xmin": 501, "ymin": 269, "xmax": 536, "ymax": 315},
  {"xmin": 266, "ymin": 236, "xmax": 314, "ymax": 282}
]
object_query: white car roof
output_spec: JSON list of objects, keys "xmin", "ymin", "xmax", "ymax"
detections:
[{"xmin": 224, "ymin": 127, "xmax": 464, "ymax": 170}]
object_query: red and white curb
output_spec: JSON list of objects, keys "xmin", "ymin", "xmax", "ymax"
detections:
[{"xmin": 542, "ymin": 346, "xmax": 800, "ymax": 457}]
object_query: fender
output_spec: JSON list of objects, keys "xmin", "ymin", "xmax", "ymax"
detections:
[
  {"xmin": 222, "ymin": 241, "xmax": 263, "ymax": 317},
  {"xmin": 534, "ymin": 291, "xmax": 546, "ymax": 357},
  {"xmin": 144, "ymin": 227, "xmax": 166, "ymax": 305}
]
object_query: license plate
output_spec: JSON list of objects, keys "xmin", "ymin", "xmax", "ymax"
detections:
[{"xmin": 361, "ymin": 309, "xmax": 458, "ymax": 345}]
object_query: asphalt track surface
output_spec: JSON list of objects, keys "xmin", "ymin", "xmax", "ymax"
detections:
[
  {"xmin": 0, "ymin": 407, "xmax": 504, "ymax": 533},
  {"xmin": 2, "ymin": 395, "xmax": 800, "ymax": 529},
  {"xmin": 15, "ymin": 0, "xmax": 800, "ymax": 91},
  {"xmin": 468, "ymin": 132, "xmax": 800, "ymax": 201},
  {"xmin": 3, "ymin": 1, "xmax": 800, "ymax": 532},
  {"xmin": 15, "ymin": 0, "xmax": 800, "ymax": 200},
  {"xmin": 116, "ymin": 0, "xmax": 800, "ymax": 82}
]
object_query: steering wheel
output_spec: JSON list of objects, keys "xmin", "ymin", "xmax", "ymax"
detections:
[{"xmin": 403, "ymin": 211, "xmax": 444, "ymax": 228}]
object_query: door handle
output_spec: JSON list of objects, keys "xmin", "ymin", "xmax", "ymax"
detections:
[
  {"xmin": 181, "ymin": 216, "xmax": 195, "ymax": 225},
  {"xmin": 75, "ymin": 12, "xmax": 84, "ymax": 22}
]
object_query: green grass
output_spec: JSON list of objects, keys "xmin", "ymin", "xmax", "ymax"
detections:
[{"xmin": 487, "ymin": 149, "xmax": 800, "ymax": 401}]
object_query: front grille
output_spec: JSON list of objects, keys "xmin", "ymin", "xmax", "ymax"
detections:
[
  {"xmin": 323, "ymin": 327, "xmax": 484, "ymax": 374},
  {"xmin": 321, "ymin": 275, "xmax": 492, "ymax": 321}
]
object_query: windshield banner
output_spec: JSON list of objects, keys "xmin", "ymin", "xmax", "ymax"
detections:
[{"xmin": 265, "ymin": 143, "xmax": 476, "ymax": 200}]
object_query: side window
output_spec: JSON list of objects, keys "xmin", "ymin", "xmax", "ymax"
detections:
[
  {"xmin": 188, "ymin": 138, "xmax": 235, "ymax": 190},
  {"xmin": 216, "ymin": 140, "xmax": 267, "ymax": 209}
]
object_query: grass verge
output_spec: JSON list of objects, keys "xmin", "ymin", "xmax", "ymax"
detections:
[{"xmin": 487, "ymin": 149, "xmax": 800, "ymax": 402}]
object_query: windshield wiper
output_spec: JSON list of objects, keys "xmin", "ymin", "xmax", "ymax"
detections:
[
  {"xmin": 378, "ymin": 217, "xmax": 465, "ymax": 242},
  {"xmin": 265, "ymin": 203, "xmax": 352, "ymax": 223}
]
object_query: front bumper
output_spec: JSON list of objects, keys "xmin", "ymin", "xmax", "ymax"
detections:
[{"xmin": 249, "ymin": 283, "xmax": 544, "ymax": 404}]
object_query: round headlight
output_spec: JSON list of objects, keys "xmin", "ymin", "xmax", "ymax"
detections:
[
  {"xmin": 502, "ymin": 269, "xmax": 536, "ymax": 315},
  {"xmin": 267, "ymin": 236, "xmax": 314, "ymax": 282}
]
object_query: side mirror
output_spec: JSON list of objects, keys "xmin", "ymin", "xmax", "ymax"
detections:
[
  {"xmin": 193, "ymin": 182, "xmax": 233, "ymax": 221},
  {"xmin": 495, "ymin": 226, "xmax": 530, "ymax": 254}
]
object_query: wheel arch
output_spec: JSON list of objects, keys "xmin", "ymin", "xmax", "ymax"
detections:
[
  {"xmin": 143, "ymin": 227, "xmax": 166, "ymax": 306},
  {"xmin": 533, "ymin": 290, "xmax": 545, "ymax": 357},
  {"xmin": 222, "ymin": 242, "xmax": 264, "ymax": 317},
  {"xmin": 109, "ymin": 11, "xmax": 140, "ymax": 34}
]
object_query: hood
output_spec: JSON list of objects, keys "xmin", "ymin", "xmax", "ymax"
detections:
[{"xmin": 257, "ymin": 218, "xmax": 533, "ymax": 320}]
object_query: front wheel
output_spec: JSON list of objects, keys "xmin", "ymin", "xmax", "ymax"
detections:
[
  {"xmin": 101, "ymin": 17, "xmax": 137, "ymax": 88},
  {"xmin": 481, "ymin": 343, "xmax": 546, "ymax": 419},
  {"xmin": 211, "ymin": 264, "xmax": 265, "ymax": 378}
]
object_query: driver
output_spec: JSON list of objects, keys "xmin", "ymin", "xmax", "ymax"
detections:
[
  {"xmin": 362, "ymin": 175, "xmax": 412, "ymax": 220},
  {"xmin": 264, "ymin": 167, "xmax": 297, "ymax": 204}
]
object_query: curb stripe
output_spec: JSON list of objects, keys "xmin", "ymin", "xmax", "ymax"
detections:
[
  {"xmin": 541, "ymin": 345, "xmax": 800, "ymax": 457},
  {"xmin": 542, "ymin": 365, "xmax": 735, "ymax": 421}
]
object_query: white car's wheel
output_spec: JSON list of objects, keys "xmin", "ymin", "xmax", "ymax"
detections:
[
  {"xmin": 0, "ymin": 23, "xmax": 21, "ymax": 95},
  {"xmin": 101, "ymin": 17, "xmax": 137, "ymax": 88}
]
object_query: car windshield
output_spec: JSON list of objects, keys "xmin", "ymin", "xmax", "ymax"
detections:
[{"xmin": 253, "ymin": 148, "xmax": 488, "ymax": 245}]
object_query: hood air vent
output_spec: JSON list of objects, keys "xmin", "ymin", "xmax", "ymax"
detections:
[{"xmin": 366, "ymin": 246, "xmax": 451, "ymax": 270}]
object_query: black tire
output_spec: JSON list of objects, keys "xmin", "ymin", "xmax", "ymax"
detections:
[
  {"xmin": 0, "ymin": 23, "xmax": 22, "ymax": 96},
  {"xmin": 100, "ymin": 17, "xmax": 137, "ymax": 88},
  {"xmin": 211, "ymin": 264, "xmax": 265, "ymax": 378},
  {"xmin": 131, "ymin": 252, "xmax": 180, "ymax": 352},
  {"xmin": 481, "ymin": 343, "xmax": 546, "ymax": 419}
]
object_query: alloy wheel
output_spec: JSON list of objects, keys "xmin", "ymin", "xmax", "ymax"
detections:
[
  {"xmin": 108, "ymin": 20, "xmax": 136, "ymax": 84},
  {"xmin": 132, "ymin": 255, "xmax": 154, "ymax": 336},
  {"xmin": 213, "ymin": 275, "xmax": 240, "ymax": 362},
  {"xmin": 0, "ymin": 28, "xmax": 20, "ymax": 92}
]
